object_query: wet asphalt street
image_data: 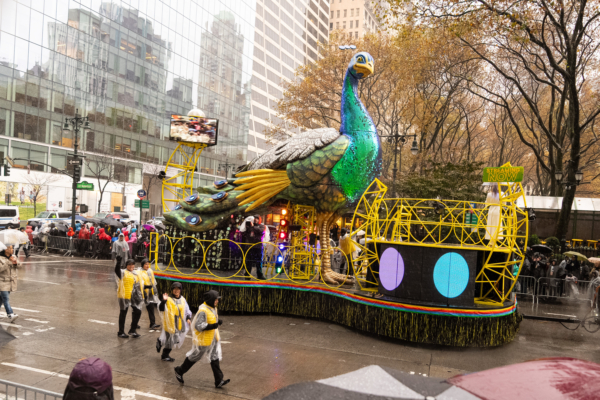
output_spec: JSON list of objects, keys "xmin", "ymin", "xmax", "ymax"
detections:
[{"xmin": 0, "ymin": 255, "xmax": 599, "ymax": 399}]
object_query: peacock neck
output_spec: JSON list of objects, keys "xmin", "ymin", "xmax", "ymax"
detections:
[
  {"xmin": 330, "ymin": 68, "xmax": 381, "ymax": 205},
  {"xmin": 340, "ymin": 69, "xmax": 376, "ymax": 136}
]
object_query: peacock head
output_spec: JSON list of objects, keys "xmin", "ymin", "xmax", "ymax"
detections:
[{"xmin": 348, "ymin": 52, "xmax": 374, "ymax": 79}]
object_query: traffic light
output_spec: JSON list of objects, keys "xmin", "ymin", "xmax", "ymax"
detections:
[
  {"xmin": 3, "ymin": 164, "xmax": 10, "ymax": 176},
  {"xmin": 73, "ymin": 165, "xmax": 81, "ymax": 182}
]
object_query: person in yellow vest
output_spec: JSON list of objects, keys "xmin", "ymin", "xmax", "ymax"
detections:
[
  {"xmin": 174, "ymin": 290, "xmax": 230, "ymax": 388},
  {"xmin": 339, "ymin": 228, "xmax": 356, "ymax": 275},
  {"xmin": 115, "ymin": 258, "xmax": 144, "ymax": 338},
  {"xmin": 138, "ymin": 258, "xmax": 160, "ymax": 329},
  {"xmin": 156, "ymin": 282, "xmax": 192, "ymax": 362}
]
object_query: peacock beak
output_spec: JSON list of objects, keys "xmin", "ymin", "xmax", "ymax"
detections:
[{"xmin": 353, "ymin": 61, "xmax": 374, "ymax": 78}]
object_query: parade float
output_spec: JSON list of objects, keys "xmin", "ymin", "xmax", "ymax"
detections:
[{"xmin": 150, "ymin": 52, "xmax": 528, "ymax": 347}]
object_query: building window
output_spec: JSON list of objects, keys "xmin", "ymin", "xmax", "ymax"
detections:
[
  {"xmin": 351, "ymin": 9, "xmax": 354, "ymax": 16},
  {"xmin": 344, "ymin": 9, "xmax": 347, "ymax": 17},
  {"xmin": 337, "ymin": 10, "xmax": 340, "ymax": 17},
  {"xmin": 355, "ymin": 31, "xmax": 358, "ymax": 38},
  {"xmin": 331, "ymin": 11, "xmax": 334, "ymax": 18},
  {"xmin": 343, "ymin": 21, "xmax": 346, "ymax": 29},
  {"xmin": 350, "ymin": 21, "xmax": 353, "ymax": 28},
  {"xmin": 336, "ymin": 22, "xmax": 339, "ymax": 28},
  {"xmin": 330, "ymin": 23, "xmax": 333, "ymax": 29},
  {"xmin": 356, "ymin": 20, "xmax": 359, "ymax": 27}
]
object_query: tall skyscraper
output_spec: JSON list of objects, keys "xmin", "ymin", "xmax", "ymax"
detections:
[
  {"xmin": 328, "ymin": 0, "xmax": 379, "ymax": 38},
  {"xmin": 248, "ymin": 0, "xmax": 330, "ymax": 158},
  {"xmin": 0, "ymin": 0, "xmax": 255, "ymax": 219}
]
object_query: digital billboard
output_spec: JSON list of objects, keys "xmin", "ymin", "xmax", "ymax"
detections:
[{"xmin": 170, "ymin": 115, "xmax": 219, "ymax": 146}]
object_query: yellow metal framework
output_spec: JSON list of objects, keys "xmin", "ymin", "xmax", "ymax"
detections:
[
  {"xmin": 289, "ymin": 204, "xmax": 318, "ymax": 279},
  {"xmin": 350, "ymin": 174, "xmax": 528, "ymax": 304},
  {"xmin": 161, "ymin": 142, "xmax": 207, "ymax": 213}
]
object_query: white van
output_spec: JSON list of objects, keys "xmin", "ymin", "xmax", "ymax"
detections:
[
  {"xmin": 28, "ymin": 211, "xmax": 72, "ymax": 225},
  {"xmin": 0, "ymin": 206, "xmax": 20, "ymax": 229}
]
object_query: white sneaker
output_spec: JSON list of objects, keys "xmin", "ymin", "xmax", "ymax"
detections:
[{"xmin": 8, "ymin": 314, "xmax": 18, "ymax": 323}]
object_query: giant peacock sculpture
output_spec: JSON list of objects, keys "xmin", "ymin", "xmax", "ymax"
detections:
[{"xmin": 164, "ymin": 52, "xmax": 381, "ymax": 284}]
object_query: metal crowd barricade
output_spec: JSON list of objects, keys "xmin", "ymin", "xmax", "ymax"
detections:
[
  {"xmin": 44, "ymin": 236, "xmax": 73, "ymax": 254},
  {"xmin": 514, "ymin": 275, "xmax": 537, "ymax": 302},
  {"xmin": 0, "ymin": 378, "xmax": 63, "ymax": 399}
]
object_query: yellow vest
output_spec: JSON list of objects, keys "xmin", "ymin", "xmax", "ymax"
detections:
[
  {"xmin": 139, "ymin": 269, "xmax": 155, "ymax": 296},
  {"xmin": 340, "ymin": 235, "xmax": 355, "ymax": 255},
  {"xmin": 164, "ymin": 297, "xmax": 186, "ymax": 334},
  {"xmin": 194, "ymin": 304, "xmax": 220, "ymax": 346},
  {"xmin": 117, "ymin": 270, "xmax": 137, "ymax": 300}
]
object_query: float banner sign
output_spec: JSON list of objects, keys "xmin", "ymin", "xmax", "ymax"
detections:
[
  {"xmin": 170, "ymin": 114, "xmax": 219, "ymax": 146},
  {"xmin": 76, "ymin": 181, "xmax": 94, "ymax": 190},
  {"xmin": 483, "ymin": 166, "xmax": 524, "ymax": 183}
]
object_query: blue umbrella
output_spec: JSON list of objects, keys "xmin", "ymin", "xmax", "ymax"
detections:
[{"xmin": 75, "ymin": 215, "xmax": 87, "ymax": 221}]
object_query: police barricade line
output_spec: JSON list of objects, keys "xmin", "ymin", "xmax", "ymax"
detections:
[
  {"xmin": 514, "ymin": 275, "xmax": 537, "ymax": 303},
  {"xmin": 0, "ymin": 378, "xmax": 63, "ymax": 399}
]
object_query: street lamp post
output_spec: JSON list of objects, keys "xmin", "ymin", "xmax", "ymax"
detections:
[
  {"xmin": 218, "ymin": 161, "xmax": 238, "ymax": 179},
  {"xmin": 62, "ymin": 109, "xmax": 90, "ymax": 228},
  {"xmin": 380, "ymin": 126, "xmax": 419, "ymax": 196},
  {"xmin": 554, "ymin": 167, "xmax": 584, "ymax": 252}
]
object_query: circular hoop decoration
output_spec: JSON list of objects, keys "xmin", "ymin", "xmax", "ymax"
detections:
[
  {"xmin": 185, "ymin": 193, "xmax": 200, "ymax": 204},
  {"xmin": 174, "ymin": 204, "xmax": 183, "ymax": 210},
  {"xmin": 185, "ymin": 214, "xmax": 202, "ymax": 226},
  {"xmin": 211, "ymin": 191, "xmax": 228, "ymax": 203},
  {"xmin": 213, "ymin": 179, "xmax": 228, "ymax": 189}
]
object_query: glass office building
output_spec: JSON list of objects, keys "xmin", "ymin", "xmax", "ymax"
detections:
[{"xmin": 0, "ymin": 0, "xmax": 255, "ymax": 216}]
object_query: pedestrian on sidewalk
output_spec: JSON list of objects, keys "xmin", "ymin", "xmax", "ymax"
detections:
[
  {"xmin": 138, "ymin": 258, "xmax": 160, "ymax": 329},
  {"xmin": 112, "ymin": 234, "xmax": 129, "ymax": 269},
  {"xmin": 174, "ymin": 290, "xmax": 230, "ymax": 388},
  {"xmin": 115, "ymin": 258, "xmax": 144, "ymax": 338},
  {"xmin": 0, "ymin": 242, "xmax": 20, "ymax": 322},
  {"xmin": 157, "ymin": 282, "xmax": 192, "ymax": 362},
  {"xmin": 19, "ymin": 227, "xmax": 30, "ymax": 258}
]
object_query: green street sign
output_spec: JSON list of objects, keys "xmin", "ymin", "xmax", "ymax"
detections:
[
  {"xmin": 482, "ymin": 166, "xmax": 524, "ymax": 183},
  {"xmin": 76, "ymin": 181, "xmax": 94, "ymax": 190},
  {"xmin": 465, "ymin": 212, "xmax": 478, "ymax": 226},
  {"xmin": 135, "ymin": 199, "xmax": 150, "ymax": 209}
]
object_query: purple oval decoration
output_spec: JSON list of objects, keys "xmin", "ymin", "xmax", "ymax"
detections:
[{"xmin": 379, "ymin": 247, "xmax": 405, "ymax": 291}]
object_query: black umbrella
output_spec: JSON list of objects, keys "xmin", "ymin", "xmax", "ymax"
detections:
[
  {"xmin": 27, "ymin": 221, "xmax": 41, "ymax": 228},
  {"xmin": 100, "ymin": 218, "xmax": 122, "ymax": 229},
  {"xmin": 531, "ymin": 244, "xmax": 553, "ymax": 255},
  {"xmin": 54, "ymin": 222, "xmax": 68, "ymax": 232}
]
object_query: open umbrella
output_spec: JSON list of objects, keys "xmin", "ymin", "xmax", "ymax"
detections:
[
  {"xmin": 531, "ymin": 244, "xmax": 553, "ymax": 255},
  {"xmin": 589, "ymin": 257, "xmax": 600, "ymax": 268},
  {"xmin": 0, "ymin": 230, "xmax": 29, "ymax": 246},
  {"xmin": 54, "ymin": 222, "xmax": 68, "ymax": 233},
  {"xmin": 27, "ymin": 220, "xmax": 41, "ymax": 228},
  {"xmin": 564, "ymin": 251, "xmax": 588, "ymax": 261},
  {"xmin": 142, "ymin": 224, "xmax": 156, "ymax": 232},
  {"xmin": 100, "ymin": 218, "xmax": 123, "ymax": 229},
  {"xmin": 75, "ymin": 215, "xmax": 87, "ymax": 221}
]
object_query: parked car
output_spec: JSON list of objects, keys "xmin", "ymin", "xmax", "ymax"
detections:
[
  {"xmin": 28, "ymin": 211, "xmax": 72, "ymax": 226},
  {"xmin": 0, "ymin": 206, "xmax": 20, "ymax": 229}
]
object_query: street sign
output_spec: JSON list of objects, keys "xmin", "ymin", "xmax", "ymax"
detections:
[
  {"xmin": 134, "ymin": 199, "xmax": 150, "ymax": 208},
  {"xmin": 137, "ymin": 189, "xmax": 147, "ymax": 199},
  {"xmin": 76, "ymin": 181, "xmax": 94, "ymax": 190},
  {"xmin": 69, "ymin": 159, "xmax": 82, "ymax": 165}
]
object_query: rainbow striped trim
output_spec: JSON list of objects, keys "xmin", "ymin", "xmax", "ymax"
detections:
[{"xmin": 155, "ymin": 272, "xmax": 517, "ymax": 318}]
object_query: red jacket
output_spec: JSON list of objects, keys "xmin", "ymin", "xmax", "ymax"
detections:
[
  {"xmin": 25, "ymin": 226, "xmax": 34, "ymax": 242},
  {"xmin": 98, "ymin": 228, "xmax": 111, "ymax": 242},
  {"xmin": 67, "ymin": 227, "xmax": 75, "ymax": 237},
  {"xmin": 78, "ymin": 227, "xmax": 90, "ymax": 240}
]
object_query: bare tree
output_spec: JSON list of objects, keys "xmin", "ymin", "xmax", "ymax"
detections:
[
  {"xmin": 84, "ymin": 154, "xmax": 126, "ymax": 214},
  {"xmin": 23, "ymin": 173, "xmax": 61, "ymax": 216},
  {"xmin": 142, "ymin": 164, "xmax": 164, "ymax": 204}
]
